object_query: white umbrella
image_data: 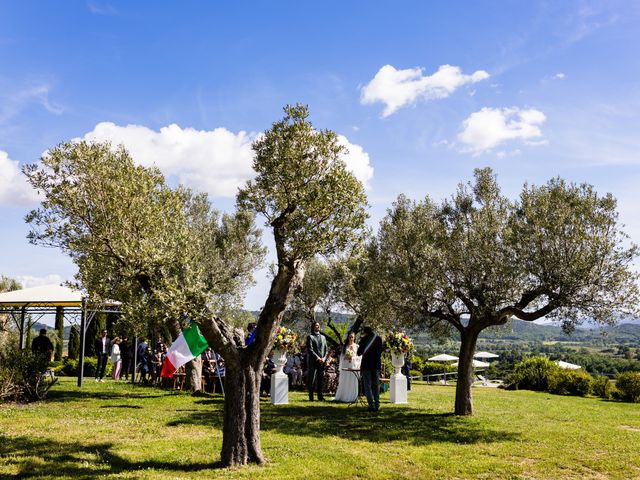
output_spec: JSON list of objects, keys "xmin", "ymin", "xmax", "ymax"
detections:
[
  {"xmin": 452, "ymin": 359, "xmax": 490, "ymax": 368},
  {"xmin": 474, "ymin": 351, "xmax": 499, "ymax": 359},
  {"xmin": 556, "ymin": 360, "xmax": 581, "ymax": 370},
  {"xmin": 428, "ymin": 353, "xmax": 459, "ymax": 362}
]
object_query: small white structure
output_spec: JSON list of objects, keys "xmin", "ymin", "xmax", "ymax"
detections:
[
  {"xmin": 389, "ymin": 352, "xmax": 408, "ymax": 404},
  {"xmin": 270, "ymin": 350, "xmax": 289, "ymax": 405},
  {"xmin": 474, "ymin": 351, "xmax": 499, "ymax": 360},
  {"xmin": 428, "ymin": 353, "xmax": 459, "ymax": 362},
  {"xmin": 556, "ymin": 360, "xmax": 582, "ymax": 370},
  {"xmin": 452, "ymin": 359, "xmax": 490, "ymax": 368}
]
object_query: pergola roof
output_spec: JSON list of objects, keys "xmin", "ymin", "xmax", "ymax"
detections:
[
  {"xmin": 0, "ymin": 284, "xmax": 84, "ymax": 308},
  {"xmin": 0, "ymin": 284, "xmax": 120, "ymax": 313}
]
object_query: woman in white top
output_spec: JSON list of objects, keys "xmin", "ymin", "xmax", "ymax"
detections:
[
  {"xmin": 332, "ymin": 332, "xmax": 361, "ymax": 402},
  {"xmin": 111, "ymin": 337, "xmax": 122, "ymax": 380}
]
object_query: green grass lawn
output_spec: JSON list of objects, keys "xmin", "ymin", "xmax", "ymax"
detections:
[{"xmin": 1, "ymin": 378, "xmax": 639, "ymax": 479}]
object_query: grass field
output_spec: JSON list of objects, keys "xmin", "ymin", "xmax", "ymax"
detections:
[{"xmin": 1, "ymin": 378, "xmax": 639, "ymax": 479}]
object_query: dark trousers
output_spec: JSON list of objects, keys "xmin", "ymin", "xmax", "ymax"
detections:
[
  {"xmin": 307, "ymin": 364, "xmax": 324, "ymax": 400},
  {"xmin": 96, "ymin": 352, "xmax": 109, "ymax": 379},
  {"xmin": 362, "ymin": 369, "xmax": 380, "ymax": 410}
]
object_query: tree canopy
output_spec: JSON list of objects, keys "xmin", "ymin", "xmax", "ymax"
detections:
[{"xmin": 372, "ymin": 168, "xmax": 639, "ymax": 414}]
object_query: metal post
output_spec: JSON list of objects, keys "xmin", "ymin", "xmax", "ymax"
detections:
[
  {"xmin": 19, "ymin": 306, "xmax": 26, "ymax": 350},
  {"xmin": 132, "ymin": 335, "xmax": 138, "ymax": 384},
  {"xmin": 78, "ymin": 298, "xmax": 86, "ymax": 387}
]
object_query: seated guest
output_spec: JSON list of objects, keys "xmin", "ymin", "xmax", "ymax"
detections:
[
  {"xmin": 323, "ymin": 349, "xmax": 338, "ymax": 395},
  {"xmin": 211, "ymin": 351, "xmax": 226, "ymax": 393},
  {"xmin": 284, "ymin": 352, "xmax": 303, "ymax": 387},
  {"xmin": 260, "ymin": 352, "xmax": 276, "ymax": 396}
]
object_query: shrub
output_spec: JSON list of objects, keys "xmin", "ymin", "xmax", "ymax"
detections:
[
  {"xmin": 0, "ymin": 348, "xmax": 57, "ymax": 402},
  {"xmin": 592, "ymin": 376, "xmax": 614, "ymax": 399},
  {"xmin": 409, "ymin": 369, "xmax": 422, "ymax": 379},
  {"xmin": 506, "ymin": 356, "xmax": 559, "ymax": 391},
  {"xmin": 615, "ymin": 371, "xmax": 640, "ymax": 403},
  {"xmin": 548, "ymin": 369, "xmax": 593, "ymax": 397},
  {"xmin": 421, "ymin": 361, "xmax": 457, "ymax": 376}
]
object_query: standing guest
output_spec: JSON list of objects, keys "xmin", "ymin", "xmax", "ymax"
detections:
[
  {"xmin": 306, "ymin": 321, "xmax": 328, "ymax": 401},
  {"xmin": 31, "ymin": 328, "xmax": 54, "ymax": 360},
  {"xmin": 357, "ymin": 326, "xmax": 383, "ymax": 412},
  {"xmin": 94, "ymin": 329, "xmax": 111, "ymax": 382},
  {"xmin": 212, "ymin": 351, "xmax": 226, "ymax": 393},
  {"xmin": 245, "ymin": 322, "xmax": 257, "ymax": 346},
  {"xmin": 111, "ymin": 337, "xmax": 122, "ymax": 380},
  {"xmin": 201, "ymin": 347, "xmax": 215, "ymax": 392},
  {"xmin": 120, "ymin": 337, "xmax": 130, "ymax": 380}
]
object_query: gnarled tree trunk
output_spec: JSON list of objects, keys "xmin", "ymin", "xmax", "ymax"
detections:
[
  {"xmin": 220, "ymin": 361, "xmax": 264, "ymax": 465},
  {"xmin": 454, "ymin": 328, "xmax": 480, "ymax": 415}
]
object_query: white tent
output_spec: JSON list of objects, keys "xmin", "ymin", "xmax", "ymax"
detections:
[
  {"xmin": 474, "ymin": 351, "xmax": 499, "ymax": 359},
  {"xmin": 0, "ymin": 284, "xmax": 83, "ymax": 307},
  {"xmin": 556, "ymin": 360, "xmax": 582, "ymax": 370},
  {"xmin": 452, "ymin": 359, "xmax": 490, "ymax": 368},
  {"xmin": 428, "ymin": 353, "xmax": 459, "ymax": 362}
]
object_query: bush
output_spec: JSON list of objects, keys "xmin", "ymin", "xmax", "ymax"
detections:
[
  {"xmin": 615, "ymin": 371, "xmax": 640, "ymax": 402},
  {"xmin": 548, "ymin": 369, "xmax": 593, "ymax": 397},
  {"xmin": 0, "ymin": 348, "xmax": 57, "ymax": 402},
  {"xmin": 592, "ymin": 376, "xmax": 614, "ymax": 399},
  {"xmin": 409, "ymin": 369, "xmax": 422, "ymax": 379},
  {"xmin": 51, "ymin": 357, "xmax": 110, "ymax": 377},
  {"xmin": 506, "ymin": 356, "xmax": 559, "ymax": 391},
  {"xmin": 421, "ymin": 361, "xmax": 457, "ymax": 376}
]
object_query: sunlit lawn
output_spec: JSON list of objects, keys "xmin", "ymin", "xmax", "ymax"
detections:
[{"xmin": 1, "ymin": 377, "xmax": 639, "ymax": 479}]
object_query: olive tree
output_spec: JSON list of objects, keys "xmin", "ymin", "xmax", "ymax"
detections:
[
  {"xmin": 373, "ymin": 168, "xmax": 639, "ymax": 415},
  {"xmin": 24, "ymin": 104, "xmax": 367, "ymax": 466}
]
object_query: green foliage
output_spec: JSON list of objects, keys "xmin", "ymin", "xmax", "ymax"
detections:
[
  {"xmin": 0, "ymin": 346, "xmax": 56, "ymax": 402},
  {"xmin": 68, "ymin": 325, "xmax": 80, "ymax": 360},
  {"xmin": 50, "ymin": 357, "xmax": 107, "ymax": 377},
  {"xmin": 23, "ymin": 141, "xmax": 265, "ymax": 329},
  {"xmin": 506, "ymin": 356, "xmax": 559, "ymax": 392},
  {"xmin": 615, "ymin": 371, "xmax": 640, "ymax": 402},
  {"xmin": 547, "ymin": 369, "xmax": 593, "ymax": 396},
  {"xmin": 421, "ymin": 361, "xmax": 458, "ymax": 376},
  {"xmin": 592, "ymin": 376, "xmax": 615, "ymax": 399},
  {"xmin": 238, "ymin": 104, "xmax": 368, "ymax": 262}
]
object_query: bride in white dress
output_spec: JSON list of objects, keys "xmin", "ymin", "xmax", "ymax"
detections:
[{"xmin": 332, "ymin": 332, "xmax": 361, "ymax": 402}]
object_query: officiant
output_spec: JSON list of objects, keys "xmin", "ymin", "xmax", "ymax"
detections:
[{"xmin": 306, "ymin": 321, "xmax": 327, "ymax": 401}]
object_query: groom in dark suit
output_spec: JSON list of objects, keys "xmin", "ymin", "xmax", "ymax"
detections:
[
  {"xmin": 306, "ymin": 321, "xmax": 328, "ymax": 401},
  {"xmin": 357, "ymin": 326, "xmax": 383, "ymax": 412}
]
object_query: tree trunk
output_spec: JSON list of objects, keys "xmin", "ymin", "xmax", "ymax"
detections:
[
  {"xmin": 220, "ymin": 363, "xmax": 264, "ymax": 466},
  {"xmin": 454, "ymin": 329, "xmax": 480, "ymax": 415},
  {"xmin": 186, "ymin": 356, "xmax": 203, "ymax": 392}
]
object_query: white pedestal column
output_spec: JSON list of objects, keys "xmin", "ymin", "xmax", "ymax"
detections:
[
  {"xmin": 390, "ymin": 352, "xmax": 408, "ymax": 404},
  {"xmin": 271, "ymin": 350, "xmax": 289, "ymax": 405}
]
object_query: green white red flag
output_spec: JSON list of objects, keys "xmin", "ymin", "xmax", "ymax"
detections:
[{"xmin": 160, "ymin": 324, "xmax": 209, "ymax": 378}]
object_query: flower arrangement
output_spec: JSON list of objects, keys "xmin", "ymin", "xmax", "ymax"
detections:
[
  {"xmin": 385, "ymin": 331, "xmax": 414, "ymax": 354},
  {"xmin": 273, "ymin": 327, "xmax": 297, "ymax": 353}
]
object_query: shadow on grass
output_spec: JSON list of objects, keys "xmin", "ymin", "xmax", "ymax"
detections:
[
  {"xmin": 172, "ymin": 400, "xmax": 519, "ymax": 446},
  {"xmin": 0, "ymin": 434, "xmax": 220, "ymax": 479},
  {"xmin": 46, "ymin": 389, "xmax": 165, "ymax": 403}
]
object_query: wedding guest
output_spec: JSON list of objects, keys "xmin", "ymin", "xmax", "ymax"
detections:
[
  {"xmin": 323, "ymin": 349, "xmax": 338, "ymax": 395},
  {"xmin": 284, "ymin": 352, "xmax": 303, "ymax": 387},
  {"xmin": 260, "ymin": 352, "xmax": 276, "ymax": 396},
  {"xmin": 111, "ymin": 337, "xmax": 122, "ymax": 380},
  {"xmin": 246, "ymin": 322, "xmax": 257, "ymax": 346},
  {"xmin": 306, "ymin": 321, "xmax": 328, "ymax": 401},
  {"xmin": 357, "ymin": 326, "xmax": 383, "ymax": 412},
  {"xmin": 94, "ymin": 329, "xmax": 111, "ymax": 382},
  {"xmin": 31, "ymin": 328, "xmax": 54, "ymax": 360},
  {"xmin": 120, "ymin": 337, "xmax": 130, "ymax": 380}
]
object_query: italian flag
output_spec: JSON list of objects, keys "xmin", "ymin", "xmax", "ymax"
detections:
[{"xmin": 160, "ymin": 324, "xmax": 209, "ymax": 378}]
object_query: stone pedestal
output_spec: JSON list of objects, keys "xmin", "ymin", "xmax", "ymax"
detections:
[
  {"xmin": 271, "ymin": 350, "xmax": 289, "ymax": 405},
  {"xmin": 390, "ymin": 351, "xmax": 408, "ymax": 404}
]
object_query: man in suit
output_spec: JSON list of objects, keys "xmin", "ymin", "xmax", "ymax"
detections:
[
  {"xmin": 357, "ymin": 326, "xmax": 383, "ymax": 412},
  {"xmin": 94, "ymin": 329, "xmax": 111, "ymax": 382},
  {"xmin": 31, "ymin": 328, "xmax": 54, "ymax": 360},
  {"xmin": 306, "ymin": 321, "xmax": 327, "ymax": 401}
]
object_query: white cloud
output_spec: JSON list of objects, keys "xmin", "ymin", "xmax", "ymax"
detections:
[
  {"xmin": 554, "ymin": 72, "xmax": 566, "ymax": 79},
  {"xmin": 0, "ymin": 150, "xmax": 40, "ymax": 205},
  {"xmin": 361, "ymin": 64, "xmax": 490, "ymax": 117},
  {"xmin": 458, "ymin": 107, "xmax": 546, "ymax": 154},
  {"xmin": 83, "ymin": 122, "xmax": 374, "ymax": 197},
  {"xmin": 17, "ymin": 274, "xmax": 64, "ymax": 289},
  {"xmin": 337, "ymin": 135, "xmax": 374, "ymax": 188}
]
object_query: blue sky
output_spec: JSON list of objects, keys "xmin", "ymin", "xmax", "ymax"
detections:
[{"xmin": 1, "ymin": 1, "xmax": 639, "ymax": 311}]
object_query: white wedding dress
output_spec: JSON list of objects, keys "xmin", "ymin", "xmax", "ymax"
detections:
[{"xmin": 332, "ymin": 344, "xmax": 361, "ymax": 403}]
